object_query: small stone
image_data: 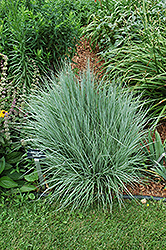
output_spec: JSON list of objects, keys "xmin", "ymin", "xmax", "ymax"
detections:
[{"xmin": 141, "ymin": 198, "xmax": 147, "ymax": 204}]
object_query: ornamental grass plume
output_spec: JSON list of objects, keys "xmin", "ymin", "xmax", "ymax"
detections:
[{"xmin": 24, "ymin": 64, "xmax": 149, "ymax": 211}]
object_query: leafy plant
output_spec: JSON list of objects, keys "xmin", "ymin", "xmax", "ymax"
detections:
[
  {"xmin": 0, "ymin": 120, "xmax": 38, "ymax": 191},
  {"xmin": 23, "ymin": 64, "xmax": 150, "ymax": 211},
  {"xmin": 20, "ymin": 170, "xmax": 39, "ymax": 193},
  {"xmin": 0, "ymin": 150, "xmax": 24, "ymax": 189},
  {"xmin": 83, "ymin": 0, "xmax": 166, "ymax": 118},
  {"xmin": 0, "ymin": 0, "xmax": 82, "ymax": 88},
  {"xmin": 0, "ymin": 156, "xmax": 18, "ymax": 188},
  {"xmin": 0, "ymin": 52, "xmax": 39, "ymax": 193},
  {"xmin": 142, "ymin": 129, "xmax": 166, "ymax": 180},
  {"xmin": 142, "ymin": 130, "xmax": 166, "ymax": 164},
  {"xmin": 151, "ymin": 162, "xmax": 166, "ymax": 181},
  {"xmin": 0, "ymin": 146, "xmax": 38, "ymax": 192},
  {"xmin": 83, "ymin": 0, "xmax": 145, "ymax": 52},
  {"xmin": 103, "ymin": 25, "xmax": 166, "ymax": 117}
]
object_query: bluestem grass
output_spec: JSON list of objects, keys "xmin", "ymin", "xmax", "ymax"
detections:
[{"xmin": 24, "ymin": 64, "xmax": 149, "ymax": 211}]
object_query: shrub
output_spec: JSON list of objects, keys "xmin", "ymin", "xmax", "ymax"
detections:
[{"xmin": 23, "ymin": 65, "xmax": 149, "ymax": 211}]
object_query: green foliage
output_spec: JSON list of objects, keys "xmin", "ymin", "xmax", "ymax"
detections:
[
  {"xmin": 0, "ymin": 39, "xmax": 39, "ymax": 194},
  {"xmin": 151, "ymin": 162, "xmax": 166, "ymax": 181},
  {"xmin": 103, "ymin": 22, "xmax": 166, "ymax": 116},
  {"xmin": 20, "ymin": 184, "xmax": 37, "ymax": 193},
  {"xmin": 0, "ymin": 155, "xmax": 21, "ymax": 188},
  {"xmin": 142, "ymin": 130, "xmax": 166, "ymax": 164},
  {"xmin": 24, "ymin": 0, "xmax": 98, "ymax": 26},
  {"xmin": 0, "ymin": 0, "xmax": 99, "ymax": 89},
  {"xmin": 83, "ymin": 0, "xmax": 166, "ymax": 118},
  {"xmin": 23, "ymin": 64, "xmax": 149, "ymax": 211},
  {"xmin": 142, "ymin": 129, "xmax": 166, "ymax": 180},
  {"xmin": 24, "ymin": 171, "xmax": 38, "ymax": 182},
  {"xmin": 0, "ymin": 130, "xmax": 37, "ymax": 191},
  {"xmin": 0, "ymin": 0, "xmax": 83, "ymax": 88},
  {"xmin": 83, "ymin": 0, "xmax": 144, "ymax": 51}
]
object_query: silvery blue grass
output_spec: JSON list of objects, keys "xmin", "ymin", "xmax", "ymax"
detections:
[{"xmin": 24, "ymin": 65, "xmax": 149, "ymax": 211}]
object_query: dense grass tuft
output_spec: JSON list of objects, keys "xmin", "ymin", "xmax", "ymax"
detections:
[{"xmin": 24, "ymin": 65, "xmax": 149, "ymax": 211}]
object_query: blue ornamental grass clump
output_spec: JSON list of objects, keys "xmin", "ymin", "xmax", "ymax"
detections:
[{"xmin": 24, "ymin": 65, "xmax": 149, "ymax": 211}]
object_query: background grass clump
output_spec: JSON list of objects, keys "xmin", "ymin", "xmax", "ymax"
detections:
[{"xmin": 23, "ymin": 65, "xmax": 149, "ymax": 211}]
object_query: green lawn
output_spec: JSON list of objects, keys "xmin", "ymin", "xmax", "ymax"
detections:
[{"xmin": 1, "ymin": 198, "xmax": 166, "ymax": 250}]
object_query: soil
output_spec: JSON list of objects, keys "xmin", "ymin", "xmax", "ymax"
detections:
[
  {"xmin": 125, "ymin": 179, "xmax": 166, "ymax": 198},
  {"xmin": 71, "ymin": 37, "xmax": 105, "ymax": 77},
  {"xmin": 71, "ymin": 39, "xmax": 166, "ymax": 199}
]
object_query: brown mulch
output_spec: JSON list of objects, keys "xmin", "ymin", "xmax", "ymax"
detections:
[
  {"xmin": 71, "ymin": 38, "xmax": 166, "ymax": 199},
  {"xmin": 125, "ymin": 120, "xmax": 166, "ymax": 198},
  {"xmin": 71, "ymin": 37, "xmax": 105, "ymax": 77},
  {"xmin": 123, "ymin": 121, "xmax": 166, "ymax": 199},
  {"xmin": 125, "ymin": 179, "xmax": 166, "ymax": 198},
  {"xmin": 155, "ymin": 121, "xmax": 166, "ymax": 143}
]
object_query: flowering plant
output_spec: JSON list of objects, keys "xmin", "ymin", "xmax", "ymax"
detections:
[
  {"xmin": 0, "ymin": 110, "xmax": 9, "ymax": 118},
  {"xmin": 0, "ymin": 54, "xmax": 38, "ymax": 191}
]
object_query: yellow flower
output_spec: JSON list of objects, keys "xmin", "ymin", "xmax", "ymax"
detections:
[
  {"xmin": 0, "ymin": 110, "xmax": 9, "ymax": 118},
  {"xmin": 147, "ymin": 204, "xmax": 149, "ymax": 207}
]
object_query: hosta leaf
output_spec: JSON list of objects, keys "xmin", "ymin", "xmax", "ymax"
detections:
[
  {"xmin": 5, "ymin": 171, "xmax": 22, "ymax": 180},
  {"xmin": 4, "ymin": 162, "xmax": 13, "ymax": 170},
  {"xmin": 20, "ymin": 185, "xmax": 37, "ymax": 192},
  {"xmin": 0, "ymin": 157, "xmax": 5, "ymax": 174},
  {"xmin": 0, "ymin": 136, "xmax": 5, "ymax": 144},
  {"xmin": 0, "ymin": 176, "xmax": 18, "ymax": 188},
  {"xmin": 6, "ymin": 152, "xmax": 23, "ymax": 164}
]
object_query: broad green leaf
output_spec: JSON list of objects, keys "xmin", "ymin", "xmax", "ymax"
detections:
[
  {"xmin": 5, "ymin": 171, "xmax": 22, "ymax": 180},
  {"xmin": 6, "ymin": 152, "xmax": 23, "ymax": 164},
  {"xmin": 0, "ymin": 157, "xmax": 5, "ymax": 174},
  {"xmin": 24, "ymin": 171, "xmax": 38, "ymax": 182},
  {"xmin": 0, "ymin": 176, "xmax": 18, "ymax": 188},
  {"xmin": 4, "ymin": 162, "xmax": 13, "ymax": 170},
  {"xmin": 148, "ymin": 130, "xmax": 155, "ymax": 156},
  {"xmin": 0, "ymin": 136, "xmax": 5, "ymax": 145},
  {"xmin": 154, "ymin": 130, "xmax": 164, "ymax": 160},
  {"xmin": 20, "ymin": 185, "xmax": 37, "ymax": 192}
]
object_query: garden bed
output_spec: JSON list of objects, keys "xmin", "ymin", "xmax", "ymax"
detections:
[
  {"xmin": 124, "ymin": 179, "xmax": 166, "ymax": 198},
  {"xmin": 71, "ymin": 37, "xmax": 105, "ymax": 76},
  {"xmin": 71, "ymin": 42, "xmax": 166, "ymax": 200},
  {"xmin": 126, "ymin": 121, "xmax": 166, "ymax": 199}
]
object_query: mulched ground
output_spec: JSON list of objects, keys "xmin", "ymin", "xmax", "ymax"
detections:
[
  {"xmin": 155, "ymin": 121, "xmax": 166, "ymax": 143},
  {"xmin": 71, "ymin": 37, "xmax": 105, "ymax": 76},
  {"xmin": 71, "ymin": 39, "xmax": 166, "ymax": 198},
  {"xmin": 125, "ymin": 179, "xmax": 166, "ymax": 198}
]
